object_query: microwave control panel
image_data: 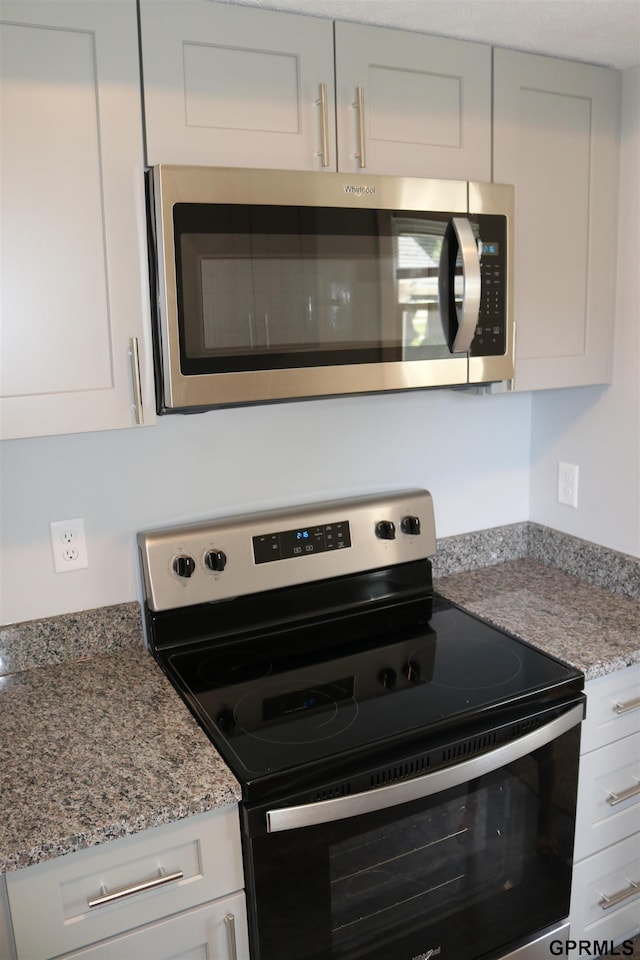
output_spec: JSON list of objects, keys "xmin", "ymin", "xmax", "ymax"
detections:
[{"xmin": 471, "ymin": 214, "xmax": 508, "ymax": 357}]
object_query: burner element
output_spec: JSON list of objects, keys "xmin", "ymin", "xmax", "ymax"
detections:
[{"xmin": 232, "ymin": 678, "xmax": 359, "ymax": 745}]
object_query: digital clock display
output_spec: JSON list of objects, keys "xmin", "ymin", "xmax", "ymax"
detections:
[{"xmin": 253, "ymin": 520, "xmax": 351, "ymax": 564}]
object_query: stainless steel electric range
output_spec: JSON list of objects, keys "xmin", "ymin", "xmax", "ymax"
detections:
[{"xmin": 138, "ymin": 489, "xmax": 585, "ymax": 960}]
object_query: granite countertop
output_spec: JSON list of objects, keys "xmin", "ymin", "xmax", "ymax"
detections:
[
  {"xmin": 434, "ymin": 557, "xmax": 640, "ymax": 680},
  {"xmin": 1, "ymin": 542, "xmax": 638, "ymax": 876},
  {"xmin": 0, "ymin": 646, "xmax": 241, "ymax": 874}
]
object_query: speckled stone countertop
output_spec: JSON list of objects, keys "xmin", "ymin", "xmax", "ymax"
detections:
[
  {"xmin": 0, "ymin": 645, "xmax": 241, "ymax": 874},
  {"xmin": 435, "ymin": 558, "xmax": 639, "ymax": 680},
  {"xmin": 1, "ymin": 522, "xmax": 637, "ymax": 876}
]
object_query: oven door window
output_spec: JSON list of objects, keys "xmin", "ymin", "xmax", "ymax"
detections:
[
  {"xmin": 246, "ymin": 725, "xmax": 579, "ymax": 960},
  {"xmin": 173, "ymin": 204, "xmax": 460, "ymax": 374}
]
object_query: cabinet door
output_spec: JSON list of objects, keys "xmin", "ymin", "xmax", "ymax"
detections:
[
  {"xmin": 570, "ymin": 833, "xmax": 640, "ymax": 944},
  {"xmin": 6, "ymin": 806, "xmax": 243, "ymax": 960},
  {"xmin": 139, "ymin": 0, "xmax": 336, "ymax": 170},
  {"xmin": 574, "ymin": 732, "xmax": 640, "ymax": 861},
  {"xmin": 0, "ymin": 0, "xmax": 156, "ymax": 439},
  {"xmin": 335, "ymin": 22, "xmax": 491, "ymax": 180},
  {"xmin": 59, "ymin": 892, "xmax": 249, "ymax": 960},
  {"xmin": 494, "ymin": 49, "xmax": 620, "ymax": 391}
]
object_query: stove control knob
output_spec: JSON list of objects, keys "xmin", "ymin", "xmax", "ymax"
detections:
[
  {"xmin": 401, "ymin": 515, "xmax": 421, "ymax": 536},
  {"xmin": 375, "ymin": 520, "xmax": 396, "ymax": 540},
  {"xmin": 204, "ymin": 549, "xmax": 227, "ymax": 572},
  {"xmin": 405, "ymin": 659, "xmax": 421, "ymax": 683},
  {"xmin": 379, "ymin": 667, "xmax": 397, "ymax": 690},
  {"xmin": 173, "ymin": 554, "xmax": 196, "ymax": 579}
]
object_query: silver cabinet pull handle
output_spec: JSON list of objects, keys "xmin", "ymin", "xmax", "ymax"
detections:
[
  {"xmin": 613, "ymin": 696, "xmax": 640, "ymax": 715},
  {"xmin": 225, "ymin": 913, "xmax": 238, "ymax": 960},
  {"xmin": 318, "ymin": 83, "xmax": 329, "ymax": 167},
  {"xmin": 129, "ymin": 336, "xmax": 144, "ymax": 425},
  {"xmin": 87, "ymin": 867, "xmax": 183, "ymax": 908},
  {"xmin": 599, "ymin": 879, "xmax": 639, "ymax": 910},
  {"xmin": 608, "ymin": 781, "xmax": 640, "ymax": 806},
  {"xmin": 355, "ymin": 86, "xmax": 366, "ymax": 168},
  {"xmin": 449, "ymin": 218, "xmax": 482, "ymax": 354}
]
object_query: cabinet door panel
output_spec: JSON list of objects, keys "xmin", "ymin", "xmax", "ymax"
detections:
[
  {"xmin": 139, "ymin": 0, "xmax": 336, "ymax": 170},
  {"xmin": 60, "ymin": 892, "xmax": 249, "ymax": 960},
  {"xmin": 0, "ymin": 0, "xmax": 155, "ymax": 438},
  {"xmin": 582, "ymin": 665, "xmax": 640, "ymax": 753},
  {"xmin": 335, "ymin": 22, "xmax": 491, "ymax": 180},
  {"xmin": 494, "ymin": 49, "xmax": 620, "ymax": 391},
  {"xmin": 6, "ymin": 807, "xmax": 243, "ymax": 960},
  {"xmin": 570, "ymin": 833, "xmax": 640, "ymax": 943},
  {"xmin": 574, "ymin": 732, "xmax": 640, "ymax": 861}
]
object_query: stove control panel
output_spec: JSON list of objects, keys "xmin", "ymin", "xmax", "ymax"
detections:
[{"xmin": 138, "ymin": 488, "xmax": 436, "ymax": 612}]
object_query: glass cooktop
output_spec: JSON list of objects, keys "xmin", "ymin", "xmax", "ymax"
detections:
[{"xmin": 160, "ymin": 592, "xmax": 583, "ymax": 792}]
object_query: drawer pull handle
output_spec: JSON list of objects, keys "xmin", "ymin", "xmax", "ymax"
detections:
[
  {"xmin": 613, "ymin": 696, "xmax": 640, "ymax": 715},
  {"xmin": 87, "ymin": 867, "xmax": 183, "ymax": 908},
  {"xmin": 225, "ymin": 912, "xmax": 238, "ymax": 960},
  {"xmin": 607, "ymin": 781, "xmax": 640, "ymax": 806},
  {"xmin": 599, "ymin": 879, "xmax": 640, "ymax": 911}
]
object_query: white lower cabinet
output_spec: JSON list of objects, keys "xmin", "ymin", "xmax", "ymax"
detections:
[
  {"xmin": 570, "ymin": 665, "xmax": 640, "ymax": 944},
  {"xmin": 5, "ymin": 807, "xmax": 248, "ymax": 960},
  {"xmin": 60, "ymin": 892, "xmax": 248, "ymax": 960}
]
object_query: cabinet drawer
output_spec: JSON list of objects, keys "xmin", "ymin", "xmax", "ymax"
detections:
[
  {"xmin": 582, "ymin": 665, "xmax": 640, "ymax": 753},
  {"xmin": 60, "ymin": 890, "xmax": 249, "ymax": 960},
  {"xmin": 7, "ymin": 807, "xmax": 243, "ymax": 960},
  {"xmin": 570, "ymin": 833, "xmax": 640, "ymax": 943},
  {"xmin": 574, "ymin": 732, "xmax": 640, "ymax": 860}
]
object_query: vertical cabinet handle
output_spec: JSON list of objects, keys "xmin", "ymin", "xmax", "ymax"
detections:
[
  {"xmin": 225, "ymin": 913, "xmax": 238, "ymax": 960},
  {"xmin": 318, "ymin": 83, "xmax": 329, "ymax": 167},
  {"xmin": 355, "ymin": 86, "xmax": 366, "ymax": 168},
  {"xmin": 129, "ymin": 336, "xmax": 144, "ymax": 425}
]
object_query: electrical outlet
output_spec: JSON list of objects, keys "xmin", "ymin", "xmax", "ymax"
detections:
[
  {"xmin": 50, "ymin": 518, "xmax": 88, "ymax": 573},
  {"xmin": 557, "ymin": 462, "xmax": 579, "ymax": 508}
]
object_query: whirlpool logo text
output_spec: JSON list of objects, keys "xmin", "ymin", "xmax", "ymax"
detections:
[{"xmin": 343, "ymin": 184, "xmax": 376, "ymax": 196}]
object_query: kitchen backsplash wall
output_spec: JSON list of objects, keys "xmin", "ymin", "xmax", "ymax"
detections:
[{"xmin": 0, "ymin": 388, "xmax": 532, "ymax": 625}]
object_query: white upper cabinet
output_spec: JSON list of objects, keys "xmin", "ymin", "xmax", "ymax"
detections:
[
  {"xmin": 0, "ymin": 0, "xmax": 156, "ymax": 439},
  {"xmin": 139, "ymin": 2, "xmax": 492, "ymax": 180},
  {"xmin": 139, "ymin": 0, "xmax": 337, "ymax": 170},
  {"xmin": 334, "ymin": 21, "xmax": 491, "ymax": 180},
  {"xmin": 493, "ymin": 49, "xmax": 620, "ymax": 392}
]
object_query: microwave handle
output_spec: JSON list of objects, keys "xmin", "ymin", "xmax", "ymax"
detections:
[
  {"xmin": 440, "ymin": 217, "xmax": 481, "ymax": 354},
  {"xmin": 266, "ymin": 701, "xmax": 584, "ymax": 833}
]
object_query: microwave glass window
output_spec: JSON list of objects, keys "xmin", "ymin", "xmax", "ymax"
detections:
[{"xmin": 174, "ymin": 205, "xmax": 461, "ymax": 374}]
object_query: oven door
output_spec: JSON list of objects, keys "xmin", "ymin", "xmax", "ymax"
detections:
[{"xmin": 242, "ymin": 699, "xmax": 583, "ymax": 960}]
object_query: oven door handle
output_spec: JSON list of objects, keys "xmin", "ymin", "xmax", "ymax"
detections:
[{"xmin": 266, "ymin": 702, "xmax": 584, "ymax": 833}]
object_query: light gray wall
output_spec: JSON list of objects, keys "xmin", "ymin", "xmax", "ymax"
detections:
[
  {"xmin": 529, "ymin": 66, "xmax": 640, "ymax": 557},
  {"xmin": 0, "ymin": 388, "xmax": 532, "ymax": 624}
]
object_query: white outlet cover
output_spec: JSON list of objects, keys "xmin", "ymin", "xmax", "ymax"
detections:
[{"xmin": 50, "ymin": 518, "xmax": 88, "ymax": 573}]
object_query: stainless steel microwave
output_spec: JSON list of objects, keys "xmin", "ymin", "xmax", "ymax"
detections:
[{"xmin": 147, "ymin": 166, "xmax": 514, "ymax": 412}]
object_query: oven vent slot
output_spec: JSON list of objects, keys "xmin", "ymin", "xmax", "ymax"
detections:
[
  {"xmin": 312, "ymin": 783, "xmax": 352, "ymax": 802},
  {"xmin": 512, "ymin": 716, "xmax": 542, "ymax": 737},
  {"xmin": 370, "ymin": 756, "xmax": 430, "ymax": 788},
  {"xmin": 442, "ymin": 732, "xmax": 498, "ymax": 764}
]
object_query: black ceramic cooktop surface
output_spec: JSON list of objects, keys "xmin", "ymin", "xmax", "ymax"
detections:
[{"xmin": 160, "ymin": 591, "xmax": 583, "ymax": 791}]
